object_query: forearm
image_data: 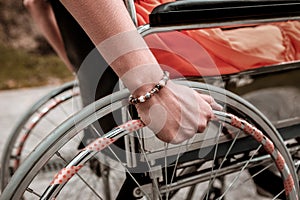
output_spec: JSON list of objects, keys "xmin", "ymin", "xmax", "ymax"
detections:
[
  {"xmin": 60, "ymin": 0, "xmax": 164, "ymax": 91},
  {"xmin": 24, "ymin": 0, "xmax": 73, "ymax": 71},
  {"xmin": 59, "ymin": 0, "xmax": 221, "ymax": 144}
]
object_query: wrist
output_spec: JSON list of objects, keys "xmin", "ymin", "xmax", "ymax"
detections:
[
  {"xmin": 120, "ymin": 64, "xmax": 165, "ymax": 93},
  {"xmin": 129, "ymin": 71, "xmax": 170, "ymax": 104}
]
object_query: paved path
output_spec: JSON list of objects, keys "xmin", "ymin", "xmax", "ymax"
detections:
[{"xmin": 0, "ymin": 86, "xmax": 56, "ymax": 159}]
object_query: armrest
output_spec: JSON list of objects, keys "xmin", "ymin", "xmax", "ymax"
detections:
[{"xmin": 149, "ymin": 0, "xmax": 300, "ymax": 27}]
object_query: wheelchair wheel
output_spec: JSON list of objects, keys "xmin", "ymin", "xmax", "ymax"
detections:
[
  {"xmin": 0, "ymin": 81, "xmax": 81, "ymax": 191},
  {"xmin": 242, "ymin": 87, "xmax": 300, "ymax": 198},
  {"xmin": 0, "ymin": 81, "xmax": 298, "ymax": 200}
]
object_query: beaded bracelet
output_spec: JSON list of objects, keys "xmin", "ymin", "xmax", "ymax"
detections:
[{"xmin": 129, "ymin": 71, "xmax": 170, "ymax": 105}]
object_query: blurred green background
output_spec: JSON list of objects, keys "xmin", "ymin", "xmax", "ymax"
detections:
[
  {"xmin": 0, "ymin": 0, "xmax": 73, "ymax": 90},
  {"xmin": 0, "ymin": 44, "xmax": 72, "ymax": 90}
]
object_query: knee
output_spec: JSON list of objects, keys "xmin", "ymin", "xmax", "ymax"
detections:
[
  {"xmin": 23, "ymin": 0, "xmax": 35, "ymax": 8},
  {"xmin": 23, "ymin": 0, "xmax": 45, "ymax": 10}
]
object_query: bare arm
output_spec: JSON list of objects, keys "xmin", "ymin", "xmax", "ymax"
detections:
[
  {"xmin": 23, "ymin": 0, "xmax": 74, "ymax": 72},
  {"xmin": 60, "ymin": 0, "xmax": 162, "ymax": 86},
  {"xmin": 60, "ymin": 0, "xmax": 221, "ymax": 143}
]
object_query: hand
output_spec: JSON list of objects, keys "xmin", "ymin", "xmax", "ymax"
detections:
[{"xmin": 135, "ymin": 81, "xmax": 222, "ymax": 144}]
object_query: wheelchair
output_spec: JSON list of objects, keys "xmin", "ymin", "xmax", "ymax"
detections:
[{"xmin": 1, "ymin": 0, "xmax": 300, "ymax": 199}]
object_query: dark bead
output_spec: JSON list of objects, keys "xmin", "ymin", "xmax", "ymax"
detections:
[
  {"xmin": 153, "ymin": 88, "xmax": 159, "ymax": 93},
  {"xmin": 155, "ymin": 84, "xmax": 162, "ymax": 90},
  {"xmin": 132, "ymin": 98, "xmax": 138, "ymax": 104}
]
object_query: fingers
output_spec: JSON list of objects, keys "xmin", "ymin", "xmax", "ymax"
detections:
[
  {"xmin": 197, "ymin": 118, "xmax": 209, "ymax": 133},
  {"xmin": 198, "ymin": 93, "xmax": 223, "ymax": 111},
  {"xmin": 199, "ymin": 106, "xmax": 213, "ymax": 133},
  {"xmin": 195, "ymin": 92, "xmax": 221, "ymax": 133}
]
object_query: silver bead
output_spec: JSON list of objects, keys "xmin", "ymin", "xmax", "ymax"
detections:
[
  {"xmin": 158, "ymin": 80, "xmax": 166, "ymax": 86},
  {"xmin": 145, "ymin": 92, "xmax": 151, "ymax": 99},
  {"xmin": 138, "ymin": 96, "xmax": 146, "ymax": 103}
]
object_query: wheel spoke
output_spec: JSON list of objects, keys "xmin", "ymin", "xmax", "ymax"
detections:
[
  {"xmin": 203, "ymin": 129, "xmax": 242, "ymax": 198},
  {"xmin": 136, "ymin": 131, "xmax": 163, "ymax": 200},
  {"xmin": 26, "ymin": 187, "xmax": 42, "ymax": 198},
  {"xmin": 204, "ymin": 124, "xmax": 222, "ymax": 200},
  {"xmin": 90, "ymin": 124, "xmax": 152, "ymax": 199},
  {"xmin": 55, "ymin": 151, "xmax": 104, "ymax": 200},
  {"xmin": 217, "ymin": 145, "xmax": 262, "ymax": 199}
]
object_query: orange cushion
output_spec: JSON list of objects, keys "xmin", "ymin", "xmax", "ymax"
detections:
[{"xmin": 135, "ymin": 0, "xmax": 300, "ymax": 77}]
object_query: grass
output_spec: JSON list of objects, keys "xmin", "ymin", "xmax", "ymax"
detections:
[{"xmin": 0, "ymin": 44, "xmax": 73, "ymax": 90}]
